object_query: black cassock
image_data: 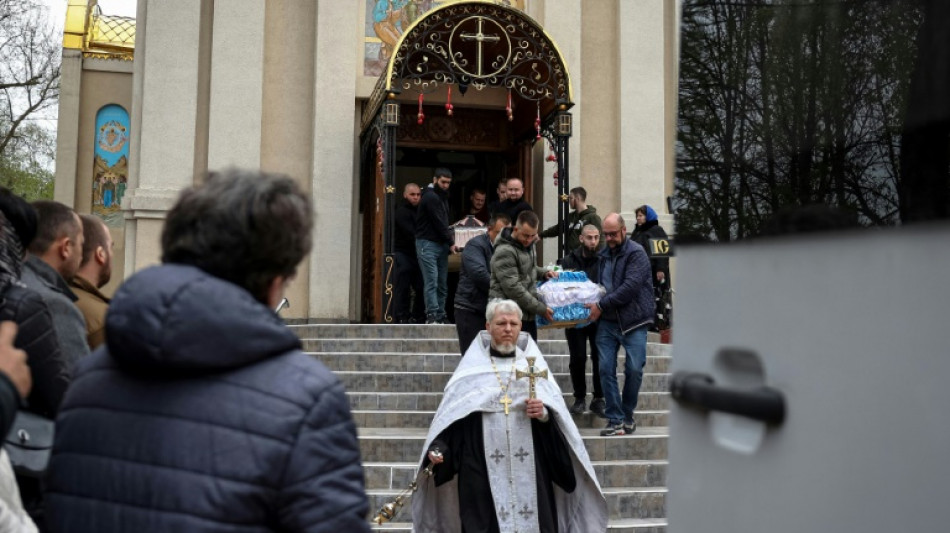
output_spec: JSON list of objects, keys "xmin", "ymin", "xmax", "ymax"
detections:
[{"xmin": 424, "ymin": 410, "xmax": 577, "ymax": 533}]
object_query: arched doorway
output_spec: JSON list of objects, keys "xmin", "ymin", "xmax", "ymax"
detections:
[{"xmin": 359, "ymin": 1, "xmax": 574, "ymax": 323}]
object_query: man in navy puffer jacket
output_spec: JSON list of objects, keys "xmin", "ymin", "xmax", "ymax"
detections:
[
  {"xmin": 586, "ymin": 213, "xmax": 655, "ymax": 437},
  {"xmin": 45, "ymin": 170, "xmax": 370, "ymax": 532}
]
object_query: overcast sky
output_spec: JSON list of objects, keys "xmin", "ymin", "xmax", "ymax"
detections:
[
  {"xmin": 41, "ymin": 0, "xmax": 137, "ymax": 36},
  {"xmin": 29, "ymin": 1, "xmax": 136, "ymax": 164}
]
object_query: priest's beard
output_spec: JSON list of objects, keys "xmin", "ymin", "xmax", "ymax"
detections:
[{"xmin": 490, "ymin": 340, "xmax": 516, "ymax": 355}]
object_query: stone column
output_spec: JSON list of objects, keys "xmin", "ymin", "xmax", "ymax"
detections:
[
  {"xmin": 123, "ymin": 0, "xmax": 210, "ymax": 273},
  {"xmin": 207, "ymin": 0, "xmax": 265, "ymax": 170},
  {"xmin": 538, "ymin": 0, "xmax": 583, "ymax": 266},
  {"xmin": 619, "ymin": 0, "xmax": 673, "ymax": 229},
  {"xmin": 260, "ymin": 0, "xmax": 317, "ymax": 320},
  {"xmin": 53, "ymin": 49, "xmax": 83, "ymax": 207},
  {"xmin": 309, "ymin": 2, "xmax": 359, "ymax": 320}
]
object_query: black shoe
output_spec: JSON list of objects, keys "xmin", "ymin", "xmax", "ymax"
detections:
[
  {"xmin": 623, "ymin": 420, "xmax": 637, "ymax": 434},
  {"xmin": 600, "ymin": 423, "xmax": 625, "ymax": 437},
  {"xmin": 589, "ymin": 397, "xmax": 606, "ymax": 418},
  {"xmin": 569, "ymin": 398, "xmax": 585, "ymax": 415}
]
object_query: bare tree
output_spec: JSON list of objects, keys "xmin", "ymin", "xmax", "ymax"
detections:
[
  {"xmin": 0, "ymin": 0, "xmax": 60, "ymax": 198},
  {"xmin": 675, "ymin": 0, "xmax": 922, "ymax": 241}
]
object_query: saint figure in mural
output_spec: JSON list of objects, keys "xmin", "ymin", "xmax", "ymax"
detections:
[
  {"xmin": 373, "ymin": 0, "xmax": 410, "ymax": 60},
  {"xmin": 117, "ymin": 178, "xmax": 127, "ymax": 207},
  {"xmin": 103, "ymin": 176, "xmax": 116, "ymax": 208},
  {"xmin": 92, "ymin": 105, "xmax": 130, "ymax": 226}
]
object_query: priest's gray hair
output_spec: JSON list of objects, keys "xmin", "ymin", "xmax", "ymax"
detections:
[{"xmin": 486, "ymin": 299, "xmax": 523, "ymax": 322}]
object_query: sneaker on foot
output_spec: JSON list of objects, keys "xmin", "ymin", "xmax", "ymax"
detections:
[
  {"xmin": 569, "ymin": 398, "xmax": 585, "ymax": 415},
  {"xmin": 600, "ymin": 423, "xmax": 625, "ymax": 437},
  {"xmin": 623, "ymin": 420, "xmax": 637, "ymax": 434},
  {"xmin": 589, "ymin": 398, "xmax": 606, "ymax": 418}
]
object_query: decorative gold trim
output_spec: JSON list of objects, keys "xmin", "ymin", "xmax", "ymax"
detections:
[
  {"xmin": 63, "ymin": 0, "xmax": 90, "ymax": 50},
  {"xmin": 363, "ymin": 0, "xmax": 574, "ymax": 134},
  {"xmin": 383, "ymin": 255, "xmax": 395, "ymax": 323},
  {"xmin": 63, "ymin": 2, "xmax": 135, "ymax": 61},
  {"xmin": 560, "ymin": 194, "xmax": 569, "ymax": 201},
  {"xmin": 386, "ymin": 185, "xmax": 396, "ymax": 193}
]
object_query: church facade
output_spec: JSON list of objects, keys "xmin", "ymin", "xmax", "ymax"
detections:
[{"xmin": 53, "ymin": 0, "xmax": 679, "ymax": 322}]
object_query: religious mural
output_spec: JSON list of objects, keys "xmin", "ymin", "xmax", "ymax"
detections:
[
  {"xmin": 363, "ymin": 0, "xmax": 526, "ymax": 77},
  {"xmin": 92, "ymin": 104, "xmax": 129, "ymax": 227}
]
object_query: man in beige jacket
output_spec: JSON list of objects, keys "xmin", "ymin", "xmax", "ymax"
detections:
[{"xmin": 70, "ymin": 215, "xmax": 113, "ymax": 350}]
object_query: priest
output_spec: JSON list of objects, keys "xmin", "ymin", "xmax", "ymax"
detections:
[{"xmin": 412, "ymin": 299, "xmax": 607, "ymax": 532}]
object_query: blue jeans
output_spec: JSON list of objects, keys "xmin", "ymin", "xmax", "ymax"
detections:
[
  {"xmin": 416, "ymin": 239, "xmax": 449, "ymax": 320},
  {"xmin": 596, "ymin": 321, "xmax": 648, "ymax": 425}
]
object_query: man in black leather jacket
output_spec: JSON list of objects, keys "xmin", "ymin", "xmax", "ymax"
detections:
[
  {"xmin": 454, "ymin": 212, "xmax": 510, "ymax": 355},
  {"xmin": 394, "ymin": 183, "xmax": 425, "ymax": 323},
  {"xmin": 0, "ymin": 189, "xmax": 65, "ymax": 419}
]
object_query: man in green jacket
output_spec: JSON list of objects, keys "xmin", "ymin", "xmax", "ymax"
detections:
[
  {"xmin": 540, "ymin": 186, "xmax": 602, "ymax": 256},
  {"xmin": 489, "ymin": 210, "xmax": 557, "ymax": 340}
]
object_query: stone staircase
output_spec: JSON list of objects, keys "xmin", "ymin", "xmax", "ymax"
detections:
[{"xmin": 290, "ymin": 324, "xmax": 671, "ymax": 532}]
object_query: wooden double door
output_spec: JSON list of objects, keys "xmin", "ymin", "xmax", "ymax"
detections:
[{"xmin": 359, "ymin": 105, "xmax": 535, "ymax": 323}]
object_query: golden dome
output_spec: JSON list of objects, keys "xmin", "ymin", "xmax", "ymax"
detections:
[{"xmin": 63, "ymin": 0, "xmax": 135, "ymax": 61}]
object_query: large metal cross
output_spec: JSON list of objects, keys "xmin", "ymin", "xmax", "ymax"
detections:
[
  {"xmin": 460, "ymin": 18, "xmax": 501, "ymax": 77},
  {"xmin": 515, "ymin": 356, "xmax": 548, "ymax": 399}
]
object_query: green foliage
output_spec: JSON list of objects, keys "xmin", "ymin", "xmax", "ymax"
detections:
[{"xmin": 0, "ymin": 157, "xmax": 54, "ymax": 201}]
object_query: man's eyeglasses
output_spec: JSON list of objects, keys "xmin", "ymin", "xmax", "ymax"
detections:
[{"xmin": 603, "ymin": 230, "xmax": 623, "ymax": 238}]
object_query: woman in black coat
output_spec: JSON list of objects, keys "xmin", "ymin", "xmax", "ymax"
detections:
[{"xmin": 630, "ymin": 204, "xmax": 671, "ymax": 294}]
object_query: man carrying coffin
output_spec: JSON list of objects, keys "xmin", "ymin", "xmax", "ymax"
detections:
[{"xmin": 411, "ymin": 299, "xmax": 607, "ymax": 532}]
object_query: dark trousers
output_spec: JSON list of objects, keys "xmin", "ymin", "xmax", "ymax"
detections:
[
  {"xmin": 522, "ymin": 319, "xmax": 538, "ymax": 341},
  {"xmin": 455, "ymin": 307, "xmax": 485, "ymax": 355},
  {"xmin": 393, "ymin": 251, "xmax": 424, "ymax": 322},
  {"xmin": 566, "ymin": 322, "xmax": 602, "ymax": 399}
]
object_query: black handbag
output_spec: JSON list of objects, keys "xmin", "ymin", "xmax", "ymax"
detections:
[{"xmin": 4, "ymin": 411, "xmax": 54, "ymax": 478}]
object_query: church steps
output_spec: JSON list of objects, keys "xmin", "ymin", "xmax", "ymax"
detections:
[
  {"xmin": 357, "ymin": 428, "xmax": 669, "ymax": 463},
  {"xmin": 607, "ymin": 518, "xmax": 668, "ymax": 532},
  {"xmin": 362, "ymin": 519, "xmax": 667, "ymax": 532},
  {"xmin": 350, "ymin": 409, "xmax": 668, "ymax": 429},
  {"xmin": 347, "ymin": 391, "xmax": 671, "ymax": 411},
  {"xmin": 336, "ymin": 371, "xmax": 670, "ymax": 394},
  {"xmin": 291, "ymin": 324, "xmax": 666, "ymax": 341},
  {"xmin": 289, "ymin": 324, "xmax": 670, "ymax": 530},
  {"xmin": 302, "ymin": 338, "xmax": 672, "ymax": 356},
  {"xmin": 309, "ymin": 352, "xmax": 672, "ymax": 374},
  {"xmin": 364, "ymin": 486, "xmax": 667, "ymax": 521},
  {"xmin": 362, "ymin": 460, "xmax": 667, "ymax": 490}
]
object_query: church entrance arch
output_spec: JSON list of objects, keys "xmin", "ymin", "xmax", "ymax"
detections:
[{"xmin": 359, "ymin": 1, "xmax": 574, "ymax": 323}]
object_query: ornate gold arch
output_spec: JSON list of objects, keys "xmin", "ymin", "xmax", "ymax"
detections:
[{"xmin": 362, "ymin": 0, "xmax": 573, "ymax": 132}]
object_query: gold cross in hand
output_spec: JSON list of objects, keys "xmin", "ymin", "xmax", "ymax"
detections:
[{"xmin": 516, "ymin": 357, "xmax": 549, "ymax": 399}]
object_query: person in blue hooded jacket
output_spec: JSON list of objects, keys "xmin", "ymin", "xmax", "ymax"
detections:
[
  {"xmin": 45, "ymin": 169, "xmax": 370, "ymax": 533},
  {"xmin": 630, "ymin": 204, "xmax": 671, "ymax": 293}
]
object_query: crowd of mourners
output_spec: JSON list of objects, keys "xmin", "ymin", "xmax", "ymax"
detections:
[{"xmin": 0, "ymin": 167, "xmax": 671, "ymax": 531}]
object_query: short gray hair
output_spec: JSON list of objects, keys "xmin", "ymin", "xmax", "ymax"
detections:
[{"xmin": 485, "ymin": 299, "xmax": 523, "ymax": 322}]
